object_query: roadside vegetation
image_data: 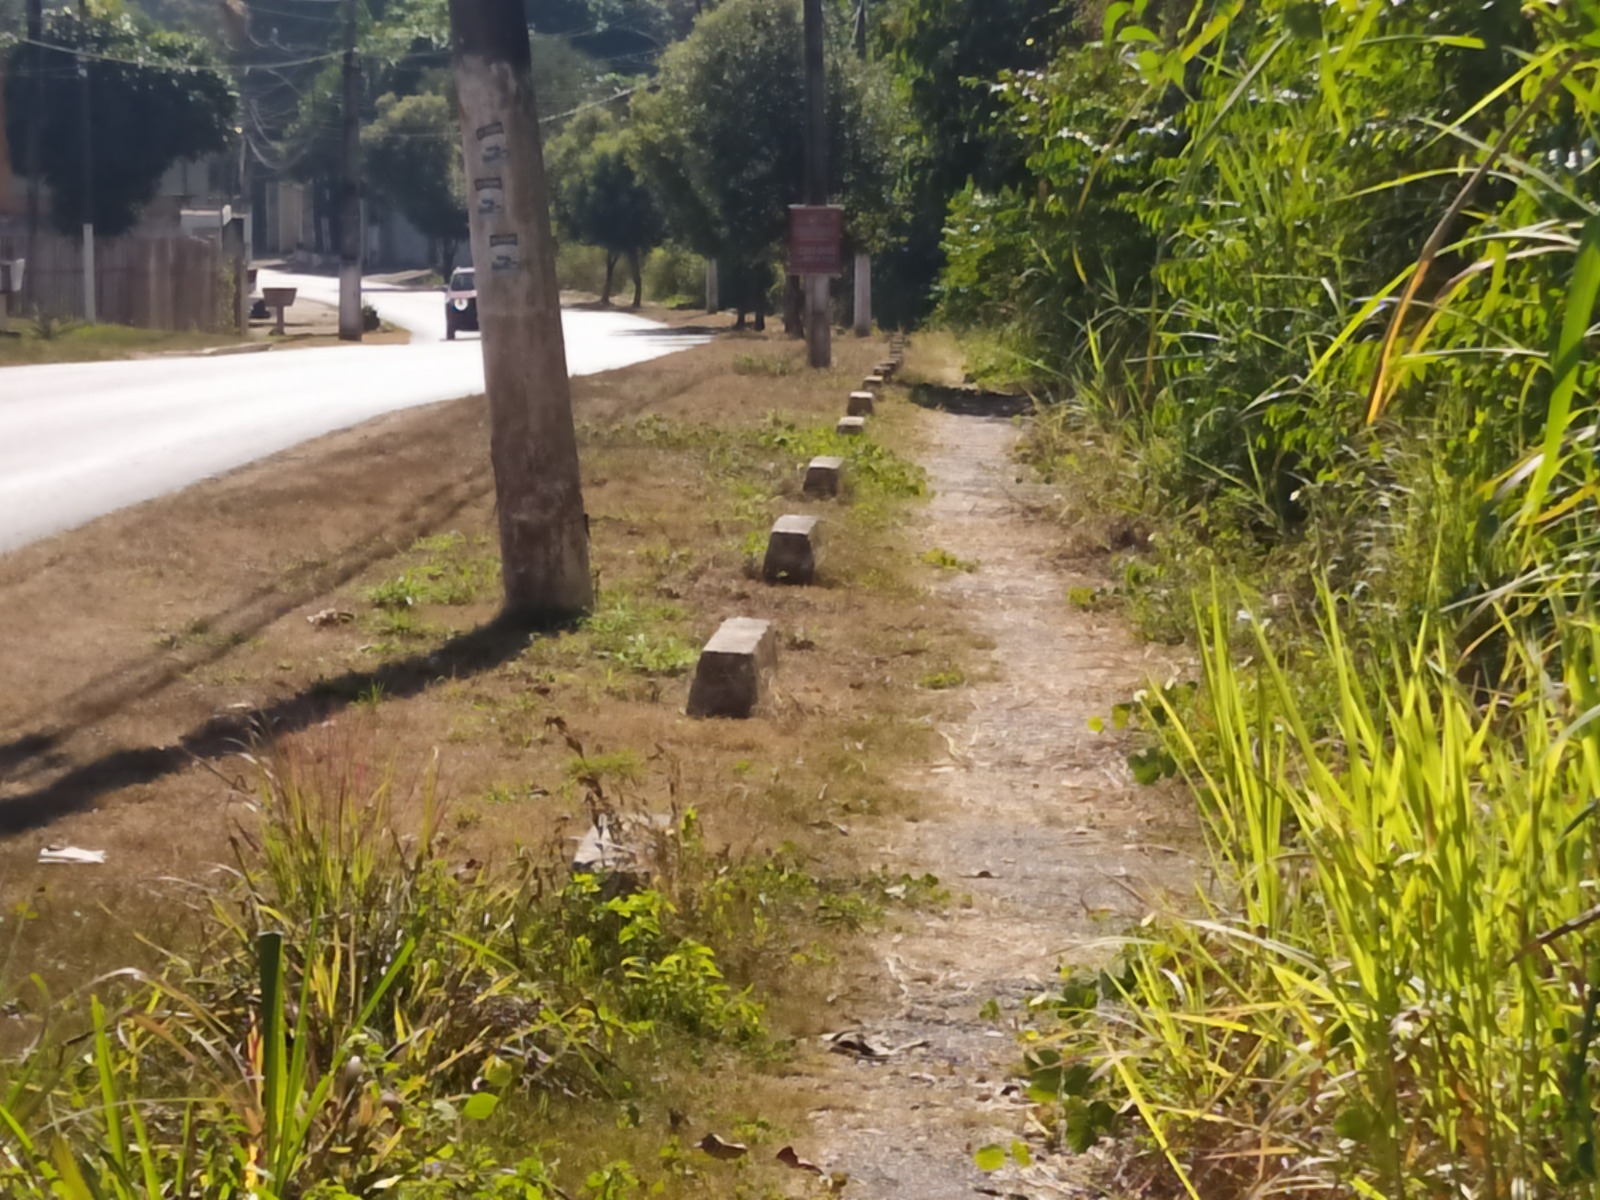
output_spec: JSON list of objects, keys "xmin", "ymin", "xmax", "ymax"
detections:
[
  {"xmin": 931, "ymin": 1, "xmax": 1600, "ymax": 1197},
  {"xmin": 0, "ymin": 334, "xmax": 963, "ymax": 1198},
  {"xmin": 0, "ymin": 315, "xmax": 244, "ymax": 365}
]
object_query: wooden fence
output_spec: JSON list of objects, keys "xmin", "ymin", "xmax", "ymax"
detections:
[{"xmin": 0, "ymin": 233, "xmax": 229, "ymax": 332}]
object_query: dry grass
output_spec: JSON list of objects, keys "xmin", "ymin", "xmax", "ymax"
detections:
[
  {"xmin": 0, "ymin": 320, "xmax": 246, "ymax": 365},
  {"xmin": 0, "ymin": 328, "xmax": 971, "ymax": 1192}
]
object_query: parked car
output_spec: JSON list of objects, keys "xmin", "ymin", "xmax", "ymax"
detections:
[{"xmin": 444, "ymin": 267, "xmax": 477, "ymax": 340}]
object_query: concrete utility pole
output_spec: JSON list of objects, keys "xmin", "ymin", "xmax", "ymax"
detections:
[
  {"xmin": 449, "ymin": 0, "xmax": 593, "ymax": 620},
  {"xmin": 25, "ymin": 0, "xmax": 41, "ymax": 248},
  {"xmin": 802, "ymin": 0, "xmax": 830, "ymax": 368},
  {"xmin": 77, "ymin": 0, "xmax": 94, "ymax": 324},
  {"xmin": 338, "ymin": 0, "xmax": 362, "ymax": 340},
  {"xmin": 851, "ymin": 0, "xmax": 871, "ymax": 338}
]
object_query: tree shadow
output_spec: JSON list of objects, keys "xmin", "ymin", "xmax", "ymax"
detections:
[
  {"xmin": 0, "ymin": 613, "xmax": 548, "ymax": 837},
  {"xmin": 908, "ymin": 383, "xmax": 1034, "ymax": 419}
]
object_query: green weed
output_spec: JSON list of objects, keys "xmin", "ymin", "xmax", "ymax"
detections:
[
  {"xmin": 922, "ymin": 547, "xmax": 977, "ymax": 573},
  {"xmin": 731, "ymin": 353, "xmax": 794, "ymax": 377},
  {"xmin": 367, "ymin": 531, "xmax": 497, "ymax": 609},
  {"xmin": 579, "ymin": 595, "xmax": 698, "ymax": 676}
]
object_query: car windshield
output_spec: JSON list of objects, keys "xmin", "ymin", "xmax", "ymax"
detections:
[{"xmin": 449, "ymin": 270, "xmax": 474, "ymax": 291}]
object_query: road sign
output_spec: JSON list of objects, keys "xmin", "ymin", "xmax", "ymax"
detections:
[{"xmin": 788, "ymin": 205, "xmax": 844, "ymax": 276}]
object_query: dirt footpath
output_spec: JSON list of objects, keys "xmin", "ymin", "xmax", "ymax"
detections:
[{"xmin": 792, "ymin": 400, "xmax": 1194, "ymax": 1198}]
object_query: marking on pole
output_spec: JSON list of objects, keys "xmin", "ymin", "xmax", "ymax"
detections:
[
  {"xmin": 489, "ymin": 232, "xmax": 520, "ymax": 272},
  {"xmin": 476, "ymin": 120, "xmax": 508, "ymax": 164},
  {"xmin": 474, "ymin": 177, "xmax": 505, "ymax": 217}
]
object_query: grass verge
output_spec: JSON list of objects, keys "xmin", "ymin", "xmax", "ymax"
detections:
[{"xmin": 0, "ymin": 331, "xmax": 967, "ymax": 1199}]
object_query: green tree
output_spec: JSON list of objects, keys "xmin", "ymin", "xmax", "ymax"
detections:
[
  {"xmin": 365, "ymin": 88, "xmax": 468, "ymax": 279},
  {"xmin": 871, "ymin": 0, "xmax": 1071, "ymax": 325},
  {"xmin": 546, "ymin": 109, "xmax": 663, "ymax": 307},
  {"xmin": 2, "ymin": 8, "xmax": 235, "ymax": 235},
  {"xmin": 630, "ymin": 0, "xmax": 902, "ymax": 328}
]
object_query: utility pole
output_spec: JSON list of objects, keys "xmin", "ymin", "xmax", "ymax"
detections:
[
  {"xmin": 338, "ymin": 0, "xmax": 362, "ymax": 341},
  {"xmin": 77, "ymin": 0, "xmax": 94, "ymax": 324},
  {"xmin": 448, "ymin": 0, "xmax": 593, "ymax": 621},
  {"xmin": 802, "ymin": 0, "xmax": 830, "ymax": 368},
  {"xmin": 24, "ymin": 0, "xmax": 41, "ymax": 249},
  {"xmin": 851, "ymin": 0, "xmax": 870, "ymax": 337}
]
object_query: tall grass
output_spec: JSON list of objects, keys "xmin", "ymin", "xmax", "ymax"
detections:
[
  {"xmin": 1043, "ymin": 594, "xmax": 1600, "ymax": 1199},
  {"xmin": 0, "ymin": 731, "xmax": 779, "ymax": 1197}
]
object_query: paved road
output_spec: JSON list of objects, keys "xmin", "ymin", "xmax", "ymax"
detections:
[{"xmin": 0, "ymin": 272, "xmax": 708, "ymax": 553}]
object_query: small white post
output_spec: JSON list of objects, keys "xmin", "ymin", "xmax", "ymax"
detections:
[
  {"xmin": 853, "ymin": 252, "xmax": 870, "ymax": 336},
  {"xmin": 81, "ymin": 223, "xmax": 96, "ymax": 324}
]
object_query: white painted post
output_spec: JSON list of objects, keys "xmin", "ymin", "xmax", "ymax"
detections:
[
  {"xmin": 853, "ymin": 252, "xmax": 870, "ymax": 336},
  {"xmin": 81, "ymin": 223, "xmax": 95, "ymax": 324}
]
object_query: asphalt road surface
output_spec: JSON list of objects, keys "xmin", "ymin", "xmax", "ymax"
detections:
[{"xmin": 0, "ymin": 271, "xmax": 709, "ymax": 553}]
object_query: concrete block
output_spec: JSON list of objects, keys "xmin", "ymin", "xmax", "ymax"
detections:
[
  {"xmin": 847, "ymin": 390, "xmax": 876, "ymax": 416},
  {"xmin": 862, "ymin": 374, "xmax": 885, "ymax": 389},
  {"xmin": 836, "ymin": 416, "xmax": 866, "ymax": 436},
  {"xmin": 686, "ymin": 617, "xmax": 777, "ymax": 718},
  {"xmin": 803, "ymin": 455, "xmax": 844, "ymax": 498},
  {"xmin": 877, "ymin": 361, "xmax": 898, "ymax": 377},
  {"xmin": 762, "ymin": 514, "xmax": 820, "ymax": 584}
]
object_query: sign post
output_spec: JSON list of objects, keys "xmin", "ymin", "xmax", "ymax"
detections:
[{"xmin": 789, "ymin": 206, "xmax": 842, "ymax": 367}]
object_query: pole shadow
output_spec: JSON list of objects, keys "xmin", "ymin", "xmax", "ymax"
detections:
[{"xmin": 0, "ymin": 613, "xmax": 550, "ymax": 838}]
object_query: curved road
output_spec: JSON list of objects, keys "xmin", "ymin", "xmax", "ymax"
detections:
[{"xmin": 0, "ymin": 271, "xmax": 709, "ymax": 553}]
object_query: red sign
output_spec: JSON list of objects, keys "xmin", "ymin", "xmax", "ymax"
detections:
[{"xmin": 788, "ymin": 205, "xmax": 844, "ymax": 276}]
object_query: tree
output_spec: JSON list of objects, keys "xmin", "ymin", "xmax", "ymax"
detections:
[
  {"xmin": 870, "ymin": 0, "xmax": 1070, "ymax": 325},
  {"xmin": 630, "ymin": 0, "xmax": 902, "ymax": 328},
  {"xmin": 365, "ymin": 88, "xmax": 469, "ymax": 278},
  {"xmin": 546, "ymin": 109, "xmax": 662, "ymax": 306},
  {"xmin": 2, "ymin": 9, "xmax": 234, "ymax": 235}
]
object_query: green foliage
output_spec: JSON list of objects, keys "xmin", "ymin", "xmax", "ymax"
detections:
[
  {"xmin": 365, "ymin": 88, "xmax": 468, "ymax": 277},
  {"xmin": 630, "ymin": 0, "xmax": 906, "ymax": 316},
  {"xmin": 579, "ymin": 593, "xmax": 699, "ymax": 676},
  {"xmin": 1051, "ymin": 597, "xmax": 1600, "ymax": 1197},
  {"xmin": 868, "ymin": 0, "xmax": 1070, "ymax": 326},
  {"xmin": 547, "ymin": 109, "xmax": 664, "ymax": 307},
  {"xmin": 0, "ymin": 742, "xmax": 769, "ymax": 1197},
  {"xmin": 920, "ymin": 547, "xmax": 976, "ymax": 572},
  {"xmin": 640, "ymin": 242, "xmax": 706, "ymax": 308},
  {"xmin": 367, "ymin": 531, "xmax": 497, "ymax": 609},
  {"xmin": 2, "ymin": 9, "xmax": 235, "ymax": 235},
  {"xmin": 955, "ymin": 3, "xmax": 1600, "ymax": 1195},
  {"xmin": 755, "ymin": 414, "xmax": 926, "ymax": 499}
]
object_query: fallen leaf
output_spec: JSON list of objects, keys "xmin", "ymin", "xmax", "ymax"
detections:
[
  {"xmin": 775, "ymin": 1146, "xmax": 822, "ymax": 1174},
  {"xmin": 695, "ymin": 1133, "xmax": 748, "ymax": 1161}
]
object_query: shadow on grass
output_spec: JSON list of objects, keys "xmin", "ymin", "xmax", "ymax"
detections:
[
  {"xmin": 908, "ymin": 383, "xmax": 1033, "ymax": 419},
  {"xmin": 0, "ymin": 613, "xmax": 550, "ymax": 837}
]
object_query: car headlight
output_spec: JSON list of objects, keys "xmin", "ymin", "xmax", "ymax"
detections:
[{"xmin": 452, "ymin": 298, "xmax": 470, "ymax": 311}]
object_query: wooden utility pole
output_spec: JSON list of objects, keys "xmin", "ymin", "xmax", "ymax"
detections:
[
  {"xmin": 449, "ymin": 0, "xmax": 593, "ymax": 621},
  {"xmin": 802, "ymin": 0, "xmax": 830, "ymax": 367},
  {"xmin": 851, "ymin": 0, "xmax": 871, "ymax": 337},
  {"xmin": 338, "ymin": 0, "xmax": 362, "ymax": 340},
  {"xmin": 77, "ymin": 0, "xmax": 94, "ymax": 323},
  {"xmin": 25, "ymin": 0, "xmax": 41, "ymax": 247}
]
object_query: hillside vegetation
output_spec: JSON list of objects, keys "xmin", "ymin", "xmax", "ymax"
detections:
[{"xmin": 941, "ymin": 2, "xmax": 1600, "ymax": 1196}]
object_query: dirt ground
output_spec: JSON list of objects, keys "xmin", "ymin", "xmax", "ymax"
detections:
[
  {"xmin": 774, "ymin": 381, "xmax": 1196, "ymax": 1199},
  {"xmin": 0, "ymin": 325, "xmax": 1194, "ymax": 1194}
]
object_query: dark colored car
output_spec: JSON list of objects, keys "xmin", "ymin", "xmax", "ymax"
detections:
[{"xmin": 444, "ymin": 267, "xmax": 477, "ymax": 340}]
